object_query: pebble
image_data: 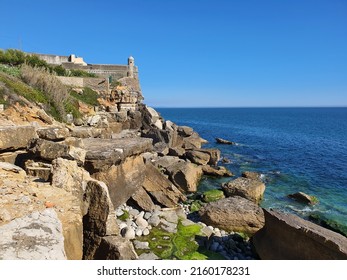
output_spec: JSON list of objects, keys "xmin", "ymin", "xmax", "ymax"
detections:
[
  {"xmin": 143, "ymin": 228, "xmax": 150, "ymax": 236},
  {"xmin": 129, "ymin": 208, "xmax": 139, "ymax": 217},
  {"xmin": 135, "ymin": 229, "xmax": 143, "ymax": 236},
  {"xmin": 115, "ymin": 209, "xmax": 124, "ymax": 217},
  {"xmin": 144, "ymin": 212, "xmax": 152, "ymax": 220},
  {"xmin": 119, "ymin": 222, "xmax": 127, "ymax": 229},
  {"xmin": 148, "ymin": 215, "xmax": 160, "ymax": 226},
  {"xmin": 121, "ymin": 227, "xmax": 135, "ymax": 240},
  {"xmin": 136, "ymin": 215, "xmax": 149, "ymax": 228},
  {"xmin": 133, "ymin": 240, "xmax": 149, "ymax": 250}
]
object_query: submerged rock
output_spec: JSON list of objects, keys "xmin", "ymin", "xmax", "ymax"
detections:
[
  {"xmin": 216, "ymin": 138, "xmax": 235, "ymax": 145},
  {"xmin": 288, "ymin": 191, "xmax": 318, "ymax": 205}
]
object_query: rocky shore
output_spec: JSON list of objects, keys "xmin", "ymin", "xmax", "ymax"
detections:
[{"xmin": 1, "ymin": 73, "xmax": 346, "ymax": 260}]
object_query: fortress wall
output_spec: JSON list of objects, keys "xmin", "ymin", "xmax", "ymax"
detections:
[
  {"xmin": 35, "ymin": 54, "xmax": 70, "ymax": 65},
  {"xmin": 57, "ymin": 76, "xmax": 109, "ymax": 93}
]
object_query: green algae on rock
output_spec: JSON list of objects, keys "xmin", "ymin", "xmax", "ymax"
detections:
[{"xmin": 202, "ymin": 189, "xmax": 225, "ymax": 203}]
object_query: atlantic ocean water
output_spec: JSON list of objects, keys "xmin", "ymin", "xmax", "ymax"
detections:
[{"xmin": 156, "ymin": 107, "xmax": 347, "ymax": 233}]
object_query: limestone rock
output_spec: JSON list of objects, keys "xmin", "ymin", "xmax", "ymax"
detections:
[
  {"xmin": 177, "ymin": 126, "xmax": 194, "ymax": 137},
  {"xmin": 142, "ymin": 163, "xmax": 186, "ymax": 207},
  {"xmin": 182, "ymin": 132, "xmax": 206, "ymax": 149},
  {"xmin": 0, "ymin": 125, "xmax": 37, "ymax": 151},
  {"xmin": 83, "ymin": 137, "xmax": 152, "ymax": 172},
  {"xmin": 0, "ymin": 150, "xmax": 29, "ymax": 165},
  {"xmin": 27, "ymin": 138, "xmax": 86, "ymax": 165},
  {"xmin": 184, "ymin": 150, "xmax": 211, "ymax": 165},
  {"xmin": 168, "ymin": 146, "xmax": 185, "ymax": 157},
  {"xmin": 199, "ymin": 196, "xmax": 265, "ymax": 235},
  {"xmin": 70, "ymin": 127, "xmax": 102, "ymax": 138},
  {"xmin": 166, "ymin": 161, "xmax": 203, "ymax": 193},
  {"xmin": 288, "ymin": 192, "xmax": 318, "ymax": 205},
  {"xmin": 222, "ymin": 177, "xmax": 266, "ymax": 204},
  {"xmin": 252, "ymin": 209, "xmax": 347, "ymax": 259},
  {"xmin": 82, "ymin": 180, "xmax": 119, "ymax": 259},
  {"xmin": 131, "ymin": 187, "xmax": 156, "ymax": 212},
  {"xmin": 93, "ymin": 236, "xmax": 138, "ymax": 260},
  {"xmin": 0, "ymin": 161, "xmax": 26, "ymax": 177},
  {"xmin": 202, "ymin": 165, "xmax": 233, "ymax": 177},
  {"xmin": 0, "ymin": 209, "xmax": 66, "ymax": 259},
  {"xmin": 93, "ymin": 155, "xmax": 147, "ymax": 208},
  {"xmin": 37, "ymin": 127, "xmax": 70, "ymax": 141},
  {"xmin": 242, "ymin": 171, "xmax": 263, "ymax": 181},
  {"xmin": 25, "ymin": 160, "xmax": 51, "ymax": 181}
]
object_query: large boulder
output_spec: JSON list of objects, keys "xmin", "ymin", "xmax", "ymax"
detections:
[
  {"xmin": 0, "ymin": 125, "xmax": 37, "ymax": 151},
  {"xmin": 199, "ymin": 196, "xmax": 265, "ymax": 235},
  {"xmin": 141, "ymin": 163, "xmax": 186, "ymax": 207},
  {"xmin": 0, "ymin": 209, "xmax": 66, "ymax": 259},
  {"xmin": 222, "ymin": 177, "xmax": 266, "ymax": 204},
  {"xmin": 131, "ymin": 187, "xmax": 156, "ymax": 212},
  {"xmin": 165, "ymin": 161, "xmax": 203, "ymax": 193},
  {"xmin": 93, "ymin": 155, "xmax": 147, "ymax": 208},
  {"xmin": 82, "ymin": 180, "xmax": 119, "ymax": 260},
  {"xmin": 252, "ymin": 209, "xmax": 347, "ymax": 260}
]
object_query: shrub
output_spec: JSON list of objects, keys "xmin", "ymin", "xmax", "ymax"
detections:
[
  {"xmin": 0, "ymin": 64, "xmax": 21, "ymax": 77},
  {"xmin": 70, "ymin": 87, "xmax": 99, "ymax": 106},
  {"xmin": 69, "ymin": 69, "xmax": 97, "ymax": 78},
  {"xmin": 20, "ymin": 65, "xmax": 69, "ymax": 120}
]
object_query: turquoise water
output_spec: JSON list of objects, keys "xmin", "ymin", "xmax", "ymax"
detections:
[{"xmin": 157, "ymin": 108, "xmax": 347, "ymax": 230}]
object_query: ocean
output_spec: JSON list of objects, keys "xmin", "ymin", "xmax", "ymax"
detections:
[{"xmin": 156, "ymin": 107, "xmax": 347, "ymax": 232}]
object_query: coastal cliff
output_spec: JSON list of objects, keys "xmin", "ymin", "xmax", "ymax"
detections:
[{"xmin": 0, "ymin": 54, "xmax": 346, "ymax": 260}]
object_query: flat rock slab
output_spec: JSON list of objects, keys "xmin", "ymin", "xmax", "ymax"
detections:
[
  {"xmin": 0, "ymin": 209, "xmax": 66, "ymax": 259},
  {"xmin": 83, "ymin": 137, "xmax": 153, "ymax": 171},
  {"xmin": 252, "ymin": 209, "xmax": 347, "ymax": 260},
  {"xmin": 0, "ymin": 126, "xmax": 37, "ymax": 151}
]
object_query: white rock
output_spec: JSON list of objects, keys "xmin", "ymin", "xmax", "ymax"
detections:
[
  {"xmin": 121, "ymin": 227, "xmax": 135, "ymax": 240},
  {"xmin": 143, "ymin": 228, "xmax": 150, "ymax": 236},
  {"xmin": 135, "ymin": 229, "xmax": 143, "ymax": 236}
]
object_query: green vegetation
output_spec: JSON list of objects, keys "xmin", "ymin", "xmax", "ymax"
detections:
[
  {"xmin": 0, "ymin": 49, "xmax": 96, "ymax": 78},
  {"xmin": 70, "ymin": 87, "xmax": 99, "ymax": 106},
  {"xmin": 137, "ymin": 220, "xmax": 225, "ymax": 260},
  {"xmin": 310, "ymin": 196, "xmax": 319, "ymax": 205},
  {"xmin": 190, "ymin": 200, "xmax": 203, "ymax": 212},
  {"xmin": 202, "ymin": 189, "xmax": 225, "ymax": 203},
  {"xmin": 309, "ymin": 214, "xmax": 347, "ymax": 237},
  {"xmin": 0, "ymin": 64, "xmax": 21, "ymax": 77},
  {"xmin": 118, "ymin": 210, "xmax": 130, "ymax": 221}
]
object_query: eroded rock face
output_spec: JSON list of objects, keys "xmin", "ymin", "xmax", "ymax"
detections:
[
  {"xmin": 0, "ymin": 209, "xmax": 66, "ymax": 260},
  {"xmin": 93, "ymin": 155, "xmax": 147, "ymax": 208},
  {"xmin": 199, "ymin": 196, "xmax": 265, "ymax": 235},
  {"xmin": 93, "ymin": 236, "xmax": 137, "ymax": 260},
  {"xmin": 0, "ymin": 125, "xmax": 37, "ymax": 151},
  {"xmin": 222, "ymin": 177, "xmax": 266, "ymax": 204},
  {"xmin": 166, "ymin": 161, "xmax": 203, "ymax": 193},
  {"xmin": 252, "ymin": 209, "xmax": 347, "ymax": 260},
  {"xmin": 141, "ymin": 163, "xmax": 186, "ymax": 207}
]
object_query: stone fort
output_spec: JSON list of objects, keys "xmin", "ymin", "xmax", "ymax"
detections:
[{"xmin": 33, "ymin": 53, "xmax": 138, "ymax": 81}]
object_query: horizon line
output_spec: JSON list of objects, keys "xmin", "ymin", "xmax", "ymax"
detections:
[{"xmin": 153, "ymin": 106, "xmax": 347, "ymax": 109}]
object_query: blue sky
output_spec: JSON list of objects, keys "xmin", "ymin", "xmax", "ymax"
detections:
[{"xmin": 1, "ymin": 0, "xmax": 346, "ymax": 107}]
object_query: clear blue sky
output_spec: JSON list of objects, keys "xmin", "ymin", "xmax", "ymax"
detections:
[{"xmin": 1, "ymin": 0, "xmax": 346, "ymax": 107}]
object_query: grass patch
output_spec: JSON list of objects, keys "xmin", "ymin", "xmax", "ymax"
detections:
[
  {"xmin": 118, "ymin": 210, "xmax": 129, "ymax": 222},
  {"xmin": 70, "ymin": 87, "xmax": 99, "ymax": 106}
]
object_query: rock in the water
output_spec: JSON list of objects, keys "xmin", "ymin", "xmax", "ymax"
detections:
[
  {"xmin": 216, "ymin": 138, "xmax": 235, "ymax": 145},
  {"xmin": 252, "ymin": 209, "xmax": 347, "ymax": 260},
  {"xmin": 0, "ymin": 209, "xmax": 66, "ymax": 259},
  {"xmin": 0, "ymin": 125, "xmax": 38, "ymax": 151},
  {"xmin": 199, "ymin": 196, "xmax": 265, "ymax": 235},
  {"xmin": 202, "ymin": 165, "xmax": 233, "ymax": 177},
  {"xmin": 222, "ymin": 177, "xmax": 266, "ymax": 204},
  {"xmin": 288, "ymin": 192, "xmax": 318, "ymax": 205},
  {"xmin": 242, "ymin": 171, "xmax": 262, "ymax": 181}
]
